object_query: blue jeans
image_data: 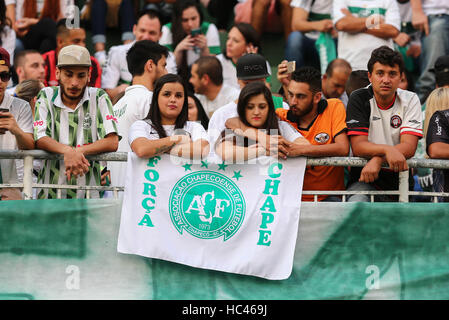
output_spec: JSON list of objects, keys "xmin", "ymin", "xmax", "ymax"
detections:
[
  {"xmin": 415, "ymin": 14, "xmax": 449, "ymax": 103},
  {"xmin": 91, "ymin": 0, "xmax": 136, "ymax": 44},
  {"xmin": 285, "ymin": 31, "xmax": 320, "ymax": 69}
]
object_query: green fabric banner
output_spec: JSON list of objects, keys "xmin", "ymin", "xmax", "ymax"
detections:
[{"xmin": 0, "ymin": 200, "xmax": 448, "ymax": 299}]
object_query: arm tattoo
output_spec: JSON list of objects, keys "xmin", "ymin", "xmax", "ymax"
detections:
[{"xmin": 155, "ymin": 142, "xmax": 176, "ymax": 154}]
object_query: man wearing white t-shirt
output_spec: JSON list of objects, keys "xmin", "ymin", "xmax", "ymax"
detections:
[
  {"xmin": 333, "ymin": 0, "xmax": 401, "ymax": 71},
  {"xmin": 189, "ymin": 56, "xmax": 239, "ymax": 118},
  {"xmin": 410, "ymin": 0, "xmax": 449, "ymax": 103},
  {"xmin": 0, "ymin": 48, "xmax": 34, "ymax": 200},
  {"xmin": 109, "ymin": 40, "xmax": 169, "ymax": 192},
  {"xmin": 101, "ymin": 9, "xmax": 176, "ymax": 102}
]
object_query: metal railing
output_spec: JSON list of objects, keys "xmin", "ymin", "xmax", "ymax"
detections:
[{"xmin": 2, "ymin": 150, "xmax": 449, "ymax": 202}]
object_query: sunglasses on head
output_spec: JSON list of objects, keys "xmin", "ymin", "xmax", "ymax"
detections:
[{"xmin": 0, "ymin": 71, "xmax": 11, "ymax": 82}]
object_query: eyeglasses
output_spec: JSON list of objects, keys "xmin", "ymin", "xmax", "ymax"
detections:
[{"xmin": 0, "ymin": 71, "xmax": 11, "ymax": 82}]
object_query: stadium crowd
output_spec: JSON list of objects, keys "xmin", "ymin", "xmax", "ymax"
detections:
[{"xmin": 0, "ymin": 0, "xmax": 447, "ymax": 202}]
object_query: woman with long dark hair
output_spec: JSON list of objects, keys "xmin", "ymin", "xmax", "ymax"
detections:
[
  {"xmin": 216, "ymin": 22, "xmax": 271, "ymax": 89},
  {"xmin": 159, "ymin": 0, "xmax": 220, "ymax": 81},
  {"xmin": 215, "ymin": 81, "xmax": 308, "ymax": 162},
  {"xmin": 129, "ymin": 74, "xmax": 209, "ymax": 159},
  {"xmin": 187, "ymin": 91, "xmax": 209, "ymax": 130}
]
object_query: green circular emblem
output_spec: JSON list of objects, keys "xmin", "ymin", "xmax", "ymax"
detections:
[{"xmin": 169, "ymin": 171, "xmax": 246, "ymax": 241}]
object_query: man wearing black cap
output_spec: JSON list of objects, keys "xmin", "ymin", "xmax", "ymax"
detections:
[
  {"xmin": 431, "ymin": 55, "xmax": 449, "ymax": 89},
  {"xmin": 207, "ymin": 53, "xmax": 288, "ymax": 153},
  {"xmin": 33, "ymin": 45, "xmax": 119, "ymax": 199},
  {"xmin": 0, "ymin": 47, "xmax": 35, "ymax": 199}
]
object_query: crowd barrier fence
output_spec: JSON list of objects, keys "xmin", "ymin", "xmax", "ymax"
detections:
[{"xmin": 1, "ymin": 150, "xmax": 449, "ymax": 202}]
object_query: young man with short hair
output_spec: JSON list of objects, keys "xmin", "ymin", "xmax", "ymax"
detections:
[
  {"xmin": 109, "ymin": 40, "xmax": 169, "ymax": 191},
  {"xmin": 42, "ymin": 19, "xmax": 102, "ymax": 88},
  {"xmin": 34, "ymin": 45, "xmax": 119, "ymax": 199},
  {"xmin": 101, "ymin": 9, "xmax": 177, "ymax": 101},
  {"xmin": 7, "ymin": 49, "xmax": 46, "ymax": 96},
  {"xmin": 346, "ymin": 46, "xmax": 422, "ymax": 201},
  {"xmin": 189, "ymin": 56, "xmax": 239, "ymax": 117},
  {"xmin": 345, "ymin": 70, "xmax": 370, "ymax": 97}
]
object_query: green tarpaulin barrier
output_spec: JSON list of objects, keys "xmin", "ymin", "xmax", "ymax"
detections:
[{"xmin": 0, "ymin": 199, "xmax": 448, "ymax": 300}]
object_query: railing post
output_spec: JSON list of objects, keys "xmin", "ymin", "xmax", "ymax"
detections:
[
  {"xmin": 399, "ymin": 170, "xmax": 409, "ymax": 203},
  {"xmin": 22, "ymin": 155, "xmax": 33, "ymax": 200}
]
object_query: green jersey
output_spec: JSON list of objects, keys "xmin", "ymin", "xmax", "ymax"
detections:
[{"xmin": 34, "ymin": 86, "xmax": 118, "ymax": 199}]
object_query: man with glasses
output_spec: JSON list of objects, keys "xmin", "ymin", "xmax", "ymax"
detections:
[{"xmin": 0, "ymin": 48, "xmax": 35, "ymax": 200}]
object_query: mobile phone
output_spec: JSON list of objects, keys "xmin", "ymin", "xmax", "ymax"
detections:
[
  {"xmin": 286, "ymin": 61, "xmax": 296, "ymax": 73},
  {"xmin": 0, "ymin": 108, "xmax": 7, "ymax": 134},
  {"xmin": 101, "ymin": 167, "xmax": 110, "ymax": 186},
  {"xmin": 190, "ymin": 28, "xmax": 201, "ymax": 37},
  {"xmin": 0, "ymin": 108, "xmax": 9, "ymax": 118}
]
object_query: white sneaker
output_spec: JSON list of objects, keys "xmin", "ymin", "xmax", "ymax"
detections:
[{"xmin": 94, "ymin": 50, "xmax": 107, "ymax": 68}]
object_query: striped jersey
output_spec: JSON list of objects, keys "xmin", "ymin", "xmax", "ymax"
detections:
[{"xmin": 33, "ymin": 86, "xmax": 118, "ymax": 199}]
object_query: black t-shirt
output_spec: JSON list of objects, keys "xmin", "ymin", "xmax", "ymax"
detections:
[
  {"xmin": 426, "ymin": 109, "xmax": 449, "ymax": 150},
  {"xmin": 426, "ymin": 109, "xmax": 449, "ymax": 196}
]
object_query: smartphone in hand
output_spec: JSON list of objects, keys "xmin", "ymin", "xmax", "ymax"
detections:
[
  {"xmin": 190, "ymin": 28, "xmax": 201, "ymax": 37},
  {"xmin": 0, "ymin": 108, "xmax": 9, "ymax": 134},
  {"xmin": 286, "ymin": 61, "xmax": 296, "ymax": 73}
]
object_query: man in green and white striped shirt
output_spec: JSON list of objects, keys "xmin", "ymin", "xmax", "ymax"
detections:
[{"xmin": 34, "ymin": 45, "xmax": 119, "ymax": 199}]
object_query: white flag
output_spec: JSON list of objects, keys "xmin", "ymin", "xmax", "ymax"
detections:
[{"xmin": 117, "ymin": 153, "xmax": 306, "ymax": 280}]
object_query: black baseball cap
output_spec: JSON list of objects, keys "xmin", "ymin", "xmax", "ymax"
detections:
[
  {"xmin": 430, "ymin": 55, "xmax": 449, "ymax": 74},
  {"xmin": 236, "ymin": 53, "xmax": 269, "ymax": 80}
]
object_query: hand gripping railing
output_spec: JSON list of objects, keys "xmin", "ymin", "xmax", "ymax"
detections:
[{"xmin": 1, "ymin": 150, "xmax": 449, "ymax": 202}]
